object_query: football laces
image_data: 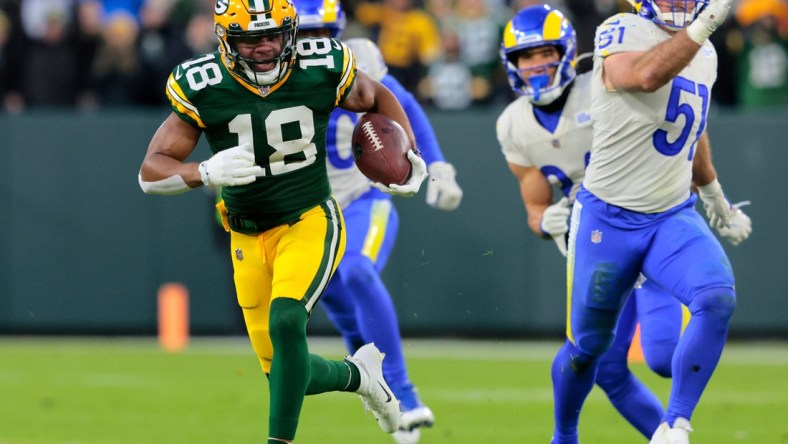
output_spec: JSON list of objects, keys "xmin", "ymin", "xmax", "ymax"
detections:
[{"xmin": 361, "ymin": 121, "xmax": 385, "ymax": 151}]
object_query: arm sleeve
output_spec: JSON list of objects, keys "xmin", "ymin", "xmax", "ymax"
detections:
[{"xmin": 382, "ymin": 75, "xmax": 445, "ymax": 165}]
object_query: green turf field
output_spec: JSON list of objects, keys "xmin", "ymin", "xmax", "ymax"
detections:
[{"xmin": 0, "ymin": 337, "xmax": 785, "ymax": 443}]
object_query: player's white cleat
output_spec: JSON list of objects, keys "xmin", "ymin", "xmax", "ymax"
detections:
[
  {"xmin": 666, "ymin": 418, "xmax": 692, "ymax": 444},
  {"xmin": 399, "ymin": 405, "xmax": 435, "ymax": 431},
  {"xmin": 650, "ymin": 418, "xmax": 692, "ymax": 444},
  {"xmin": 392, "ymin": 427, "xmax": 421, "ymax": 444},
  {"xmin": 348, "ymin": 343, "xmax": 402, "ymax": 433},
  {"xmin": 390, "ymin": 405, "xmax": 434, "ymax": 443},
  {"xmin": 650, "ymin": 422, "xmax": 671, "ymax": 444}
]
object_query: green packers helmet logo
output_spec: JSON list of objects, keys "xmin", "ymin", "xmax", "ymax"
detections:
[{"xmin": 215, "ymin": 0, "xmax": 230, "ymax": 14}]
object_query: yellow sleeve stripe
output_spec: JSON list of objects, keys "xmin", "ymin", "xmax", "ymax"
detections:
[
  {"xmin": 165, "ymin": 74, "xmax": 206, "ymax": 128},
  {"xmin": 335, "ymin": 45, "xmax": 356, "ymax": 107}
]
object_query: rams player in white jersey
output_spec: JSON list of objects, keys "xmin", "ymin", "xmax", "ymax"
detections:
[
  {"xmin": 549, "ymin": 0, "xmax": 751, "ymax": 443},
  {"xmin": 498, "ymin": 4, "xmax": 680, "ymax": 439}
]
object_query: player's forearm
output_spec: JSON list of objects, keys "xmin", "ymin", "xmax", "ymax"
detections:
[
  {"xmin": 522, "ymin": 192, "xmax": 550, "ymax": 239},
  {"xmin": 140, "ymin": 138, "xmax": 202, "ymax": 187},
  {"xmin": 371, "ymin": 86, "xmax": 416, "ymax": 149},
  {"xmin": 140, "ymin": 154, "xmax": 202, "ymax": 187},
  {"xmin": 510, "ymin": 164, "xmax": 552, "ymax": 237},
  {"xmin": 691, "ymin": 132, "xmax": 718, "ymax": 188},
  {"xmin": 610, "ymin": 33, "xmax": 700, "ymax": 92},
  {"xmin": 140, "ymin": 113, "xmax": 202, "ymax": 185},
  {"xmin": 523, "ymin": 203, "xmax": 544, "ymax": 237},
  {"xmin": 528, "ymin": 215, "xmax": 549, "ymax": 239},
  {"xmin": 346, "ymin": 74, "xmax": 417, "ymax": 149}
]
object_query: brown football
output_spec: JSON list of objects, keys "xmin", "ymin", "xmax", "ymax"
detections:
[{"xmin": 352, "ymin": 113, "xmax": 413, "ymax": 185}]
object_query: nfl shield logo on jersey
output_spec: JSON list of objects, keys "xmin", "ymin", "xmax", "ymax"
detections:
[
  {"xmin": 591, "ymin": 230, "xmax": 603, "ymax": 244},
  {"xmin": 258, "ymin": 86, "xmax": 271, "ymax": 96},
  {"xmin": 235, "ymin": 248, "xmax": 244, "ymax": 261},
  {"xmin": 575, "ymin": 111, "xmax": 592, "ymax": 126}
]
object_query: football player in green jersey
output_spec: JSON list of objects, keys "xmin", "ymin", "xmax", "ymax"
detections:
[{"xmin": 138, "ymin": 1, "xmax": 428, "ymax": 442}]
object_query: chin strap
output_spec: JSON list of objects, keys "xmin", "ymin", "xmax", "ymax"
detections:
[{"xmin": 241, "ymin": 61, "xmax": 281, "ymax": 86}]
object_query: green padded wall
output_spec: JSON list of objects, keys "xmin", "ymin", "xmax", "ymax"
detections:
[{"xmin": 1, "ymin": 107, "xmax": 785, "ymax": 337}]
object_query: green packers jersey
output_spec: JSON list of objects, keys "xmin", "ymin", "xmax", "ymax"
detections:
[{"xmin": 165, "ymin": 38, "xmax": 356, "ymax": 227}]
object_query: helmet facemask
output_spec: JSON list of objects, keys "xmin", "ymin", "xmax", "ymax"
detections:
[
  {"xmin": 634, "ymin": 0, "xmax": 708, "ymax": 31},
  {"xmin": 506, "ymin": 48, "xmax": 569, "ymax": 105}
]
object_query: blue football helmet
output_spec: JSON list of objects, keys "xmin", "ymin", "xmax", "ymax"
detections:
[
  {"xmin": 628, "ymin": 0, "xmax": 709, "ymax": 30},
  {"xmin": 500, "ymin": 5, "xmax": 577, "ymax": 105},
  {"xmin": 294, "ymin": 0, "xmax": 347, "ymax": 38}
]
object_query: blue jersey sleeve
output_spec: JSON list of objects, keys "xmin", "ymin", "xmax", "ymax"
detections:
[{"xmin": 382, "ymin": 75, "xmax": 445, "ymax": 165}]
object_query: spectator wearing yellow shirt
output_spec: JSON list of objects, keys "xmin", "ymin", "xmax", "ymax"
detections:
[{"xmin": 355, "ymin": 0, "xmax": 441, "ymax": 97}]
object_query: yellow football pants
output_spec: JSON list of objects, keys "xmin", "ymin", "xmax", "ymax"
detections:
[{"xmin": 225, "ymin": 200, "xmax": 346, "ymax": 374}]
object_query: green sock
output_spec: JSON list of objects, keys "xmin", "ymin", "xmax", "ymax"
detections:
[
  {"xmin": 305, "ymin": 355, "xmax": 361, "ymax": 395},
  {"xmin": 346, "ymin": 359, "xmax": 361, "ymax": 392},
  {"xmin": 268, "ymin": 298, "xmax": 309, "ymax": 441},
  {"xmin": 266, "ymin": 298, "xmax": 365, "ymax": 441}
]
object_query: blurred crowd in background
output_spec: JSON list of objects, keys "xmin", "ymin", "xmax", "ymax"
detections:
[{"xmin": 0, "ymin": 0, "xmax": 786, "ymax": 113}]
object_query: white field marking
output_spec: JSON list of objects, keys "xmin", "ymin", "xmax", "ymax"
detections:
[
  {"xmin": 423, "ymin": 388, "xmax": 657, "ymax": 404},
  {"xmin": 414, "ymin": 387, "xmax": 787, "ymax": 406},
  {"xmin": 694, "ymin": 391, "xmax": 788, "ymax": 405},
  {"xmin": 426, "ymin": 388, "xmax": 553, "ymax": 403},
  {"xmin": 305, "ymin": 337, "xmax": 563, "ymax": 361},
  {"xmin": 0, "ymin": 370, "xmax": 151, "ymax": 388},
  {"xmin": 1, "ymin": 337, "xmax": 788, "ymax": 365}
]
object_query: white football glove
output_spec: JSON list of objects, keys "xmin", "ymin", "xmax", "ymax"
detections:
[
  {"xmin": 426, "ymin": 161, "xmax": 463, "ymax": 211},
  {"xmin": 541, "ymin": 197, "xmax": 571, "ymax": 257},
  {"xmin": 199, "ymin": 143, "xmax": 263, "ymax": 187},
  {"xmin": 716, "ymin": 202, "xmax": 752, "ymax": 246},
  {"xmin": 697, "ymin": 179, "xmax": 731, "ymax": 229},
  {"xmin": 371, "ymin": 150, "xmax": 428, "ymax": 197},
  {"xmin": 686, "ymin": 0, "xmax": 733, "ymax": 44}
]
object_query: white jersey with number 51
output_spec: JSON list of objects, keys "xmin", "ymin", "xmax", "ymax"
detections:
[{"xmin": 584, "ymin": 13, "xmax": 718, "ymax": 213}]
